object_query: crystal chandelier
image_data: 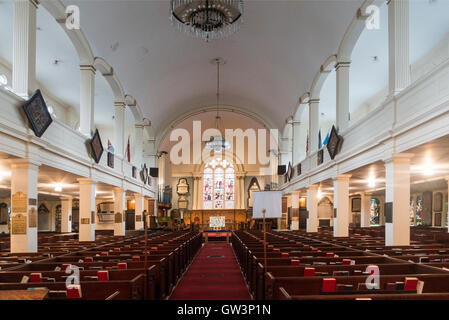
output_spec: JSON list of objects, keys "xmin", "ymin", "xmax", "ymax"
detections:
[
  {"xmin": 205, "ymin": 58, "xmax": 231, "ymax": 153},
  {"xmin": 170, "ymin": 0, "xmax": 244, "ymax": 41}
]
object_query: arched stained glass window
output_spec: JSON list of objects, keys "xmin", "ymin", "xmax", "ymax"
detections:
[
  {"xmin": 416, "ymin": 196, "xmax": 423, "ymax": 226},
  {"xmin": 370, "ymin": 198, "xmax": 380, "ymax": 226},
  {"xmin": 203, "ymin": 159, "xmax": 234, "ymax": 209}
]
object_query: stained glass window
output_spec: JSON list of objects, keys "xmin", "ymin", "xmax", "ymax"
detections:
[
  {"xmin": 370, "ymin": 198, "xmax": 380, "ymax": 226},
  {"xmin": 416, "ymin": 196, "xmax": 423, "ymax": 226},
  {"xmin": 203, "ymin": 159, "xmax": 234, "ymax": 209},
  {"xmin": 410, "ymin": 198, "xmax": 415, "ymax": 226}
]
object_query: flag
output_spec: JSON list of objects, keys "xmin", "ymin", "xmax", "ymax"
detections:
[
  {"xmin": 107, "ymin": 140, "xmax": 114, "ymax": 153},
  {"xmin": 318, "ymin": 129, "xmax": 322, "ymax": 150},
  {"xmin": 323, "ymin": 132, "xmax": 330, "ymax": 146},
  {"xmin": 306, "ymin": 131, "xmax": 309, "ymax": 156},
  {"xmin": 126, "ymin": 136, "xmax": 130, "ymax": 163}
]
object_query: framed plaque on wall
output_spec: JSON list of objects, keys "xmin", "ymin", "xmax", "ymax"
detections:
[{"xmin": 22, "ymin": 89, "xmax": 53, "ymax": 138}]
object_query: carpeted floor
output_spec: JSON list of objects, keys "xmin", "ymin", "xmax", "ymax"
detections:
[{"xmin": 169, "ymin": 242, "xmax": 251, "ymax": 300}]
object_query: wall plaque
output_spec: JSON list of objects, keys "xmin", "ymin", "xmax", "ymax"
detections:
[
  {"xmin": 29, "ymin": 208, "xmax": 37, "ymax": 228},
  {"xmin": 317, "ymin": 149, "xmax": 324, "ymax": 165},
  {"xmin": 296, "ymin": 164, "xmax": 302, "ymax": 176},
  {"xmin": 22, "ymin": 89, "xmax": 53, "ymax": 138},
  {"xmin": 115, "ymin": 212, "xmax": 122, "ymax": 223},
  {"xmin": 385, "ymin": 202, "xmax": 393, "ymax": 223},
  {"xmin": 176, "ymin": 178, "xmax": 189, "ymax": 195},
  {"xmin": 89, "ymin": 128, "xmax": 104, "ymax": 164},
  {"xmin": 334, "ymin": 208, "xmax": 337, "ymax": 218},
  {"xmin": 326, "ymin": 125, "xmax": 342, "ymax": 160},
  {"xmin": 12, "ymin": 192, "xmax": 27, "ymax": 213},
  {"xmin": 287, "ymin": 162, "xmax": 293, "ymax": 182},
  {"xmin": 12, "ymin": 214, "xmax": 27, "ymax": 235},
  {"xmin": 123, "ymin": 211, "xmax": 126, "ymax": 222},
  {"xmin": 28, "ymin": 198, "xmax": 37, "ymax": 206},
  {"xmin": 81, "ymin": 218, "xmax": 90, "ymax": 224},
  {"xmin": 91, "ymin": 211, "xmax": 95, "ymax": 224},
  {"xmin": 282, "ymin": 197, "xmax": 287, "ymax": 213},
  {"xmin": 136, "ymin": 215, "xmax": 142, "ymax": 222},
  {"xmin": 351, "ymin": 198, "xmax": 361, "ymax": 212}
]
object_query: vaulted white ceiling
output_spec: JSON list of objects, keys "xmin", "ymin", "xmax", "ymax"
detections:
[{"xmin": 61, "ymin": 0, "xmax": 363, "ymax": 133}]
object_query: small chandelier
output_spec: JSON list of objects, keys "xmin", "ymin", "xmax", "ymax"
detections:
[
  {"xmin": 170, "ymin": 0, "xmax": 244, "ymax": 41},
  {"xmin": 205, "ymin": 58, "xmax": 231, "ymax": 153}
]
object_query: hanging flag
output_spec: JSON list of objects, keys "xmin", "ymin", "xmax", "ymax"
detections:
[
  {"xmin": 107, "ymin": 140, "xmax": 115, "ymax": 153},
  {"xmin": 318, "ymin": 129, "xmax": 322, "ymax": 150},
  {"xmin": 126, "ymin": 136, "xmax": 131, "ymax": 163},
  {"xmin": 323, "ymin": 132, "xmax": 330, "ymax": 146},
  {"xmin": 305, "ymin": 134, "xmax": 309, "ymax": 155}
]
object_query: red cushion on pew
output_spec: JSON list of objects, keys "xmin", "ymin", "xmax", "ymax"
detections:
[
  {"xmin": 66, "ymin": 285, "xmax": 82, "ymax": 299},
  {"xmin": 114, "ymin": 248, "xmax": 120, "ymax": 252},
  {"xmin": 150, "ymin": 247, "xmax": 158, "ymax": 251},
  {"xmin": 322, "ymin": 278, "xmax": 336, "ymax": 292},
  {"xmin": 124, "ymin": 245, "xmax": 131, "ymax": 249},
  {"xmin": 62, "ymin": 264, "xmax": 71, "ymax": 271},
  {"xmin": 132, "ymin": 256, "xmax": 140, "ymax": 262},
  {"xmin": 404, "ymin": 277, "xmax": 418, "ymax": 291},
  {"xmin": 117, "ymin": 262, "xmax": 127, "ymax": 270},
  {"xmin": 97, "ymin": 270, "xmax": 109, "ymax": 281},
  {"xmin": 304, "ymin": 267, "xmax": 315, "ymax": 277},
  {"xmin": 84, "ymin": 257, "xmax": 93, "ymax": 263},
  {"xmin": 290, "ymin": 259, "xmax": 300, "ymax": 266},
  {"xmin": 273, "ymin": 248, "xmax": 280, "ymax": 252},
  {"xmin": 281, "ymin": 253, "xmax": 289, "ymax": 258},
  {"xmin": 30, "ymin": 273, "xmax": 42, "ymax": 283},
  {"xmin": 101, "ymin": 252, "xmax": 108, "ymax": 256},
  {"xmin": 326, "ymin": 252, "xmax": 334, "ymax": 257}
]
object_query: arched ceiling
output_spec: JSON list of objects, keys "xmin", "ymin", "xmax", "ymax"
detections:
[{"xmin": 61, "ymin": 0, "xmax": 363, "ymax": 133}]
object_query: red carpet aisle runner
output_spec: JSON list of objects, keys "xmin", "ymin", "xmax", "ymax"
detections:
[{"xmin": 170, "ymin": 242, "xmax": 251, "ymax": 300}]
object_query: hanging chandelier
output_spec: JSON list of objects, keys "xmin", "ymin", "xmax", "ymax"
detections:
[
  {"xmin": 170, "ymin": 0, "xmax": 244, "ymax": 41},
  {"xmin": 205, "ymin": 58, "xmax": 231, "ymax": 153}
]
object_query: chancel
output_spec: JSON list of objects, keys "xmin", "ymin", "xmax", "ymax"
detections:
[{"xmin": 0, "ymin": 0, "xmax": 448, "ymax": 304}]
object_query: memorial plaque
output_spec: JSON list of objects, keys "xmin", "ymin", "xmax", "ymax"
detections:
[
  {"xmin": 317, "ymin": 149, "xmax": 324, "ymax": 165},
  {"xmin": 91, "ymin": 211, "xmax": 95, "ymax": 224},
  {"xmin": 115, "ymin": 212, "xmax": 122, "ymax": 223},
  {"xmin": 89, "ymin": 129, "xmax": 104, "ymax": 164},
  {"xmin": 12, "ymin": 192, "xmax": 27, "ymax": 213},
  {"xmin": 123, "ymin": 211, "xmax": 126, "ymax": 222},
  {"xmin": 334, "ymin": 208, "xmax": 337, "ymax": 218},
  {"xmin": 29, "ymin": 208, "xmax": 37, "ymax": 228},
  {"xmin": 176, "ymin": 178, "xmax": 189, "ymax": 195},
  {"xmin": 385, "ymin": 202, "xmax": 393, "ymax": 223},
  {"xmin": 28, "ymin": 198, "xmax": 37, "ymax": 206},
  {"xmin": 22, "ymin": 89, "xmax": 53, "ymax": 138},
  {"xmin": 81, "ymin": 218, "xmax": 90, "ymax": 224},
  {"xmin": 327, "ymin": 125, "xmax": 342, "ymax": 160},
  {"xmin": 136, "ymin": 215, "xmax": 142, "ymax": 222},
  {"xmin": 12, "ymin": 214, "xmax": 27, "ymax": 235}
]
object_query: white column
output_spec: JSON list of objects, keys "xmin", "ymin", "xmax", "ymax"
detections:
[
  {"xmin": 158, "ymin": 152, "xmax": 167, "ymax": 187},
  {"xmin": 309, "ymin": 99, "xmax": 319, "ymax": 154},
  {"xmin": 360, "ymin": 192, "xmax": 372, "ymax": 228},
  {"xmin": 134, "ymin": 194, "xmax": 144, "ymax": 230},
  {"xmin": 388, "ymin": 0, "xmax": 410, "ymax": 95},
  {"xmin": 134, "ymin": 123, "xmax": 144, "ymax": 166},
  {"xmin": 240, "ymin": 176, "xmax": 245, "ymax": 209},
  {"xmin": 192, "ymin": 177, "xmax": 198, "ymax": 210},
  {"xmin": 333, "ymin": 174, "xmax": 351, "ymax": 237},
  {"xmin": 113, "ymin": 188, "xmax": 126, "ymax": 236},
  {"xmin": 78, "ymin": 178, "xmax": 95, "ymax": 242},
  {"xmin": 307, "ymin": 185, "xmax": 319, "ymax": 233},
  {"xmin": 270, "ymin": 150, "xmax": 279, "ymax": 185},
  {"xmin": 114, "ymin": 101, "xmax": 126, "ymax": 158},
  {"xmin": 10, "ymin": 160, "xmax": 39, "ymax": 253},
  {"xmin": 336, "ymin": 61, "xmax": 350, "ymax": 132},
  {"xmin": 290, "ymin": 192, "xmax": 300, "ymax": 230},
  {"xmin": 79, "ymin": 65, "xmax": 96, "ymax": 136},
  {"xmin": 12, "ymin": 0, "xmax": 38, "ymax": 98},
  {"xmin": 60, "ymin": 197, "xmax": 72, "ymax": 233},
  {"xmin": 384, "ymin": 154, "xmax": 412, "ymax": 246},
  {"xmin": 292, "ymin": 121, "xmax": 302, "ymax": 164}
]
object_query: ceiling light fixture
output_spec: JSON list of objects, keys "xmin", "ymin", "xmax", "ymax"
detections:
[
  {"xmin": 205, "ymin": 58, "xmax": 231, "ymax": 153},
  {"xmin": 317, "ymin": 188, "xmax": 323, "ymax": 199},
  {"xmin": 54, "ymin": 183, "xmax": 62, "ymax": 192},
  {"xmin": 423, "ymin": 158, "xmax": 434, "ymax": 176},
  {"xmin": 170, "ymin": 0, "xmax": 244, "ymax": 41}
]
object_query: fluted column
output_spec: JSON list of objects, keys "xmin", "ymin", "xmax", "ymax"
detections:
[
  {"xmin": 12, "ymin": 0, "xmax": 38, "ymax": 98},
  {"xmin": 307, "ymin": 185, "xmax": 319, "ymax": 233},
  {"xmin": 134, "ymin": 194, "xmax": 144, "ymax": 230},
  {"xmin": 192, "ymin": 176, "xmax": 199, "ymax": 210},
  {"xmin": 333, "ymin": 174, "xmax": 351, "ymax": 237},
  {"xmin": 78, "ymin": 178, "xmax": 96, "ymax": 242},
  {"xmin": 134, "ymin": 123, "xmax": 144, "ymax": 166},
  {"xmin": 79, "ymin": 65, "xmax": 96, "ymax": 136},
  {"xmin": 292, "ymin": 121, "xmax": 302, "ymax": 165},
  {"xmin": 114, "ymin": 101, "xmax": 126, "ymax": 158},
  {"xmin": 336, "ymin": 61, "xmax": 350, "ymax": 132},
  {"xmin": 309, "ymin": 99, "xmax": 319, "ymax": 154},
  {"xmin": 60, "ymin": 197, "xmax": 72, "ymax": 233},
  {"xmin": 290, "ymin": 191, "xmax": 300, "ymax": 230},
  {"xmin": 388, "ymin": 0, "xmax": 410, "ymax": 95}
]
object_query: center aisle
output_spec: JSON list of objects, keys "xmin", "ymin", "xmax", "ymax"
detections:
[{"xmin": 169, "ymin": 242, "xmax": 251, "ymax": 300}]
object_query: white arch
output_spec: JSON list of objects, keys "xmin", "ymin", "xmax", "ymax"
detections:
[
  {"xmin": 39, "ymin": 0, "xmax": 94, "ymax": 65},
  {"xmin": 155, "ymin": 104, "xmax": 279, "ymax": 152},
  {"xmin": 309, "ymin": 55, "xmax": 337, "ymax": 100},
  {"xmin": 94, "ymin": 57, "xmax": 125, "ymax": 102},
  {"xmin": 337, "ymin": 0, "xmax": 384, "ymax": 62}
]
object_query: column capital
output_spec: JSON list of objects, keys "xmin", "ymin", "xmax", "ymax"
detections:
[
  {"xmin": 134, "ymin": 193, "xmax": 144, "ymax": 199},
  {"xmin": 308, "ymin": 184, "xmax": 319, "ymax": 190},
  {"xmin": 80, "ymin": 65, "xmax": 96, "ymax": 73},
  {"xmin": 384, "ymin": 153, "xmax": 414, "ymax": 164},
  {"xmin": 77, "ymin": 178, "xmax": 96, "ymax": 185},
  {"xmin": 309, "ymin": 99, "xmax": 320, "ymax": 105},
  {"xmin": 334, "ymin": 174, "xmax": 352, "ymax": 181},
  {"xmin": 114, "ymin": 101, "xmax": 126, "ymax": 108},
  {"xmin": 10, "ymin": 158, "xmax": 40, "ymax": 169},
  {"xmin": 113, "ymin": 187, "xmax": 125, "ymax": 193},
  {"xmin": 335, "ymin": 61, "xmax": 350, "ymax": 70}
]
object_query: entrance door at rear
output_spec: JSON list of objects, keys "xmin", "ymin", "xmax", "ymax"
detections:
[{"xmin": 126, "ymin": 210, "xmax": 135, "ymax": 230}]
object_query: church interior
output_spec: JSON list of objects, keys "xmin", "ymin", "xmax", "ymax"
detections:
[{"xmin": 1, "ymin": 0, "xmax": 449, "ymax": 304}]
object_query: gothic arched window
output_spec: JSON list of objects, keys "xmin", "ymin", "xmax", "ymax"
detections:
[{"xmin": 203, "ymin": 159, "xmax": 234, "ymax": 209}]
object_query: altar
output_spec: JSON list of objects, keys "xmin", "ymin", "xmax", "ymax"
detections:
[{"xmin": 185, "ymin": 209, "xmax": 248, "ymax": 231}]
